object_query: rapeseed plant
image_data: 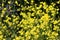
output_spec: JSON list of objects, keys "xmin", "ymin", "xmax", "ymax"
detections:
[{"xmin": 1, "ymin": 0, "xmax": 60, "ymax": 40}]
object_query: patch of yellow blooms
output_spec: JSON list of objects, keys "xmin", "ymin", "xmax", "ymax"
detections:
[{"xmin": 1, "ymin": 0, "xmax": 60, "ymax": 40}]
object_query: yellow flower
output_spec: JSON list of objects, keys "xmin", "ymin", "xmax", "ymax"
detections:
[
  {"xmin": 49, "ymin": 36, "xmax": 55, "ymax": 39},
  {"xmin": 28, "ymin": 18, "xmax": 34, "ymax": 24},
  {"xmin": 42, "ymin": 32, "xmax": 45, "ymax": 35},
  {"xmin": 57, "ymin": 0, "xmax": 60, "ymax": 4},
  {"xmin": 2, "ymin": 3, "xmax": 4, "ymax": 7},
  {"xmin": 0, "ymin": 31, "xmax": 2, "ymax": 34},
  {"xmin": 43, "ymin": 2, "xmax": 48, "ymax": 9},
  {"xmin": 15, "ymin": 1, "xmax": 18, "ymax": 5},
  {"xmin": 1, "ymin": 13, "xmax": 4, "ymax": 17},
  {"xmin": 52, "ymin": 32, "xmax": 58, "ymax": 36},
  {"xmin": 8, "ymin": 22, "xmax": 12, "ymax": 26},
  {"xmin": 12, "ymin": 15, "xmax": 16, "ymax": 18},
  {"xmin": 3, "ymin": 25, "xmax": 6, "ymax": 29},
  {"xmin": 15, "ymin": 21, "xmax": 19, "ymax": 24},
  {"xmin": 53, "ymin": 25, "xmax": 59, "ymax": 31},
  {"xmin": 25, "ymin": 36, "xmax": 30, "ymax": 40},
  {"xmin": 13, "ymin": 39, "xmax": 15, "ymax": 40},
  {"xmin": 51, "ymin": 2, "xmax": 56, "ymax": 6},
  {"xmin": 24, "ymin": 26, "xmax": 28, "ymax": 30},
  {"xmin": 31, "ymin": 13, "xmax": 35, "ymax": 16},
  {"xmin": 46, "ymin": 8, "xmax": 49, "ymax": 13},
  {"xmin": 22, "ymin": 20, "xmax": 28, "ymax": 24},
  {"xmin": 7, "ymin": 17, "xmax": 11, "ymax": 20},
  {"xmin": 39, "ymin": 23, "xmax": 45, "ymax": 29},
  {"xmin": 32, "ymin": 8, "xmax": 35, "ymax": 11},
  {"xmin": 18, "ymin": 29, "xmax": 24, "ymax": 35},
  {"xmin": 17, "ymin": 8, "xmax": 20, "ymax": 11},
  {"xmin": 18, "ymin": 4, "xmax": 20, "ymax": 6},
  {"xmin": 53, "ymin": 20, "xmax": 58, "ymax": 24},
  {"xmin": 51, "ymin": 10, "xmax": 55, "ymax": 16},
  {"xmin": 48, "ymin": 5, "xmax": 54, "ymax": 10},
  {"xmin": 0, "ymin": 35, "xmax": 3, "ymax": 39},
  {"xmin": 8, "ymin": 1, "xmax": 11, "ymax": 4},
  {"xmin": 3, "ymin": 39, "xmax": 6, "ymax": 40},
  {"xmin": 45, "ymin": 30, "xmax": 51, "ymax": 36},
  {"xmin": 3, "ymin": 8, "xmax": 7, "ymax": 11},
  {"xmin": 31, "ymin": 0, "xmax": 34, "ymax": 4},
  {"xmin": 34, "ymin": 35, "xmax": 39, "ymax": 39},
  {"xmin": 24, "ymin": 0, "xmax": 29, "ymax": 4},
  {"xmin": 24, "ymin": 0, "xmax": 27, "ymax": 1},
  {"xmin": 25, "ymin": 31, "xmax": 30, "ymax": 37},
  {"xmin": 40, "ymin": 2, "xmax": 43, "ymax": 4},
  {"xmin": 41, "ymin": 14, "xmax": 49, "ymax": 22},
  {"xmin": 13, "ymin": 18, "xmax": 18, "ymax": 22},
  {"xmin": 36, "ymin": 10, "xmax": 40, "ymax": 14},
  {"xmin": 20, "ymin": 12, "xmax": 27, "ymax": 18},
  {"xmin": 15, "ymin": 36, "xmax": 20, "ymax": 40},
  {"xmin": 39, "ymin": 5, "xmax": 42, "ymax": 9},
  {"xmin": 2, "ymin": 10, "xmax": 5, "ymax": 14}
]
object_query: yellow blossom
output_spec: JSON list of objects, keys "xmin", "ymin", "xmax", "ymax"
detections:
[
  {"xmin": 18, "ymin": 29, "xmax": 24, "ymax": 35},
  {"xmin": 8, "ymin": 1, "xmax": 11, "ymax": 4},
  {"xmin": 3, "ymin": 8, "xmax": 7, "ymax": 11},
  {"xmin": 41, "ymin": 14, "xmax": 49, "ymax": 22},
  {"xmin": 0, "ymin": 35, "xmax": 3, "ymax": 39},
  {"xmin": 15, "ymin": 1, "xmax": 18, "ymax": 5},
  {"xmin": 53, "ymin": 20, "xmax": 58, "ymax": 24},
  {"xmin": 2, "ymin": 3, "xmax": 4, "ymax": 7},
  {"xmin": 0, "ymin": 31, "xmax": 2, "ymax": 34},
  {"xmin": 52, "ymin": 32, "xmax": 58, "ymax": 36},
  {"xmin": 3, "ymin": 25, "xmax": 6, "ymax": 29},
  {"xmin": 15, "ymin": 36, "xmax": 20, "ymax": 40},
  {"xmin": 53, "ymin": 25, "xmax": 59, "ymax": 31},
  {"xmin": 25, "ymin": 31, "xmax": 30, "ymax": 37}
]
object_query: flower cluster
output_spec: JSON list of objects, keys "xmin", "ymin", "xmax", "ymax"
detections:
[{"xmin": 0, "ymin": 0, "xmax": 60, "ymax": 40}]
